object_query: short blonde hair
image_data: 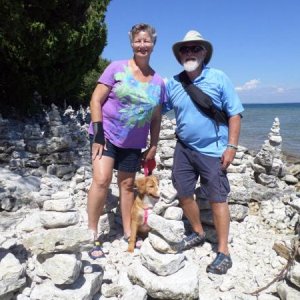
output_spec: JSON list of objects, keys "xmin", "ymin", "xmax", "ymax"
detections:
[{"xmin": 128, "ymin": 23, "xmax": 157, "ymax": 45}]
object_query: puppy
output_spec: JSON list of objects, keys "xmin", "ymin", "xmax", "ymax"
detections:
[{"xmin": 127, "ymin": 175, "xmax": 160, "ymax": 252}]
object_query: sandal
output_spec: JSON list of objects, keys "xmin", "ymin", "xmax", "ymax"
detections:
[
  {"xmin": 183, "ymin": 232, "xmax": 206, "ymax": 250},
  {"xmin": 135, "ymin": 237, "xmax": 143, "ymax": 249},
  {"xmin": 206, "ymin": 252, "xmax": 232, "ymax": 274},
  {"xmin": 88, "ymin": 240, "xmax": 105, "ymax": 260},
  {"xmin": 122, "ymin": 235, "xmax": 143, "ymax": 249}
]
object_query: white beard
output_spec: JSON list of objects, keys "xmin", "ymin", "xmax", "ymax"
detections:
[{"xmin": 183, "ymin": 59, "xmax": 200, "ymax": 72}]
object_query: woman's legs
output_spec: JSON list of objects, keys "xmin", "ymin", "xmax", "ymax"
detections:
[
  {"xmin": 117, "ymin": 171, "xmax": 136, "ymax": 238},
  {"xmin": 87, "ymin": 156, "xmax": 114, "ymax": 239}
]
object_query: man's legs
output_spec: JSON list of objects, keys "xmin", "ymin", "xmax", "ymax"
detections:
[
  {"xmin": 210, "ymin": 201, "xmax": 230, "ymax": 255},
  {"xmin": 172, "ymin": 142, "xmax": 205, "ymax": 249},
  {"xmin": 180, "ymin": 196, "xmax": 205, "ymax": 236},
  {"xmin": 206, "ymin": 201, "xmax": 232, "ymax": 274},
  {"xmin": 117, "ymin": 171, "xmax": 136, "ymax": 238}
]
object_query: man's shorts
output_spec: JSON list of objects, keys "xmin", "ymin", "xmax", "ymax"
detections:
[
  {"xmin": 172, "ymin": 140, "xmax": 230, "ymax": 202},
  {"xmin": 90, "ymin": 136, "xmax": 142, "ymax": 173}
]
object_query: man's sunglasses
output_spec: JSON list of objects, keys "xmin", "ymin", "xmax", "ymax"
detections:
[{"xmin": 179, "ymin": 45, "xmax": 204, "ymax": 54}]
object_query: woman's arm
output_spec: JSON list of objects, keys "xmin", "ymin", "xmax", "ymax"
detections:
[
  {"xmin": 90, "ymin": 83, "xmax": 111, "ymax": 160},
  {"xmin": 143, "ymin": 105, "xmax": 162, "ymax": 160}
]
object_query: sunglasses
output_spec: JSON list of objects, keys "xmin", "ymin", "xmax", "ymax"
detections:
[{"xmin": 179, "ymin": 45, "xmax": 204, "ymax": 54}]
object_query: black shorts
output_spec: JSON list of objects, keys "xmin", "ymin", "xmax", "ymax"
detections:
[
  {"xmin": 90, "ymin": 136, "xmax": 142, "ymax": 173},
  {"xmin": 172, "ymin": 141, "xmax": 230, "ymax": 202}
]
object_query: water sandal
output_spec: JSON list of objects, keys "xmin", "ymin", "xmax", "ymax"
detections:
[
  {"xmin": 183, "ymin": 232, "xmax": 206, "ymax": 250},
  {"xmin": 122, "ymin": 235, "xmax": 143, "ymax": 249},
  {"xmin": 88, "ymin": 241, "xmax": 105, "ymax": 260},
  {"xmin": 206, "ymin": 252, "xmax": 232, "ymax": 274},
  {"xmin": 135, "ymin": 237, "xmax": 143, "ymax": 249}
]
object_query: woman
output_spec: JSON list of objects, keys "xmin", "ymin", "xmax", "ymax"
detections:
[{"xmin": 87, "ymin": 23, "xmax": 166, "ymax": 259}]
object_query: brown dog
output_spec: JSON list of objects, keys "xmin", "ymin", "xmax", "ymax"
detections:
[{"xmin": 127, "ymin": 175, "xmax": 160, "ymax": 252}]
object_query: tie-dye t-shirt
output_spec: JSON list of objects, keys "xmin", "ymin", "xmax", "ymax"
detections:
[{"xmin": 89, "ymin": 60, "xmax": 166, "ymax": 149}]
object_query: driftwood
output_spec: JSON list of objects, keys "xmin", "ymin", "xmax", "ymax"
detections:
[
  {"xmin": 273, "ymin": 239, "xmax": 293, "ymax": 260},
  {"xmin": 246, "ymin": 237, "xmax": 299, "ymax": 296}
]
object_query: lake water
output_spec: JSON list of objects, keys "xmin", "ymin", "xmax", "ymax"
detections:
[
  {"xmin": 239, "ymin": 103, "xmax": 300, "ymax": 157},
  {"xmin": 166, "ymin": 103, "xmax": 300, "ymax": 158}
]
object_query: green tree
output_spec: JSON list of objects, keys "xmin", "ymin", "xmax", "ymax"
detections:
[
  {"xmin": 80, "ymin": 56, "xmax": 110, "ymax": 105},
  {"xmin": 0, "ymin": 0, "xmax": 110, "ymax": 117}
]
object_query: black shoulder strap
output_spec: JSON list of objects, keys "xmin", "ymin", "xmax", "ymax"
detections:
[{"xmin": 178, "ymin": 71, "xmax": 228, "ymax": 125}]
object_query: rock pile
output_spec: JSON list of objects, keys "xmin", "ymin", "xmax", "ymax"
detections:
[
  {"xmin": 128, "ymin": 194, "xmax": 199, "ymax": 299},
  {"xmin": 0, "ymin": 107, "xmax": 300, "ymax": 299},
  {"xmin": 19, "ymin": 177, "xmax": 101, "ymax": 299}
]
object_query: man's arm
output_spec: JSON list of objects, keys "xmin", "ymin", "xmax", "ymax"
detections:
[{"xmin": 221, "ymin": 114, "xmax": 241, "ymax": 169}]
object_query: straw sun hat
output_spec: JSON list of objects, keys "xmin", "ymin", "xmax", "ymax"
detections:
[{"xmin": 172, "ymin": 30, "xmax": 213, "ymax": 65}]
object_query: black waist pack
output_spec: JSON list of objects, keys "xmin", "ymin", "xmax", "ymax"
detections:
[{"xmin": 179, "ymin": 71, "xmax": 228, "ymax": 125}]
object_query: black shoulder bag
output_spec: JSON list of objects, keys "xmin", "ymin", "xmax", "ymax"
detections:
[{"xmin": 178, "ymin": 71, "xmax": 228, "ymax": 126}]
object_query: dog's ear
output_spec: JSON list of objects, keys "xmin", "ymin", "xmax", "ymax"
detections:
[{"xmin": 135, "ymin": 177, "xmax": 146, "ymax": 193}]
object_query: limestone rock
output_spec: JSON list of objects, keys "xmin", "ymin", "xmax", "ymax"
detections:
[
  {"xmin": 22, "ymin": 227, "xmax": 93, "ymax": 255},
  {"xmin": 140, "ymin": 239, "xmax": 185, "ymax": 276},
  {"xmin": 0, "ymin": 252, "xmax": 26, "ymax": 296},
  {"xmin": 147, "ymin": 214, "xmax": 185, "ymax": 243},
  {"xmin": 39, "ymin": 254, "xmax": 82, "ymax": 285},
  {"xmin": 128, "ymin": 261, "xmax": 198, "ymax": 300}
]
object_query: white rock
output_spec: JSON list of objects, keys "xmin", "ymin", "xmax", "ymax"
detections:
[
  {"xmin": 40, "ymin": 211, "xmax": 79, "ymax": 228},
  {"xmin": 41, "ymin": 254, "xmax": 81, "ymax": 285},
  {"xmin": 140, "ymin": 239, "xmax": 185, "ymax": 276},
  {"xmin": 147, "ymin": 214, "xmax": 185, "ymax": 243},
  {"xmin": 43, "ymin": 199, "xmax": 75, "ymax": 211},
  {"xmin": 163, "ymin": 206, "xmax": 183, "ymax": 220},
  {"xmin": 128, "ymin": 261, "xmax": 198, "ymax": 300},
  {"xmin": 0, "ymin": 253, "xmax": 26, "ymax": 296}
]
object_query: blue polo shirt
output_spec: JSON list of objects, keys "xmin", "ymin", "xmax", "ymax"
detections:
[{"xmin": 164, "ymin": 66, "xmax": 244, "ymax": 157}]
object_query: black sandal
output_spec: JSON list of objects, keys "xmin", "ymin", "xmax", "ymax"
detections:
[{"xmin": 206, "ymin": 252, "xmax": 232, "ymax": 274}]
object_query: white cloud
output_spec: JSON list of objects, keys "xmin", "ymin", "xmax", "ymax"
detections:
[
  {"xmin": 275, "ymin": 87, "xmax": 285, "ymax": 93},
  {"xmin": 234, "ymin": 79, "xmax": 300, "ymax": 103},
  {"xmin": 235, "ymin": 79, "xmax": 260, "ymax": 91}
]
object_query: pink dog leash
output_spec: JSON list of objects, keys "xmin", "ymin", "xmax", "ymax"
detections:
[{"xmin": 141, "ymin": 158, "xmax": 156, "ymax": 176}]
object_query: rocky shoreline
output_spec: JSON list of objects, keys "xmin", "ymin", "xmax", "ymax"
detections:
[{"xmin": 0, "ymin": 105, "xmax": 300, "ymax": 299}]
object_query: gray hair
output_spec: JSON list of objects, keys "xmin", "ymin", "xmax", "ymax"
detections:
[{"xmin": 128, "ymin": 23, "xmax": 157, "ymax": 45}]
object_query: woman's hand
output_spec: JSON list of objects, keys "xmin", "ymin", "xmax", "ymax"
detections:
[
  {"xmin": 92, "ymin": 143, "xmax": 105, "ymax": 160},
  {"xmin": 142, "ymin": 145, "xmax": 157, "ymax": 161}
]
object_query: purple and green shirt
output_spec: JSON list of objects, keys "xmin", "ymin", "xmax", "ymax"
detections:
[{"xmin": 89, "ymin": 60, "xmax": 166, "ymax": 149}]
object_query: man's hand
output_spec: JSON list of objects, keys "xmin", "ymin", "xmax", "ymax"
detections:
[{"xmin": 221, "ymin": 147, "xmax": 236, "ymax": 170}]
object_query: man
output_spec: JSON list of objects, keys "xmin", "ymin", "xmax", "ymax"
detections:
[{"xmin": 164, "ymin": 30, "xmax": 244, "ymax": 274}]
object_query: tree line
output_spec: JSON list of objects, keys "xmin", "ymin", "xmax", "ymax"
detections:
[{"xmin": 0, "ymin": 0, "xmax": 111, "ymax": 117}]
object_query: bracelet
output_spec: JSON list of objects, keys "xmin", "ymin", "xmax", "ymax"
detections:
[
  {"xmin": 227, "ymin": 144, "xmax": 238, "ymax": 150},
  {"xmin": 92, "ymin": 122, "xmax": 105, "ymax": 145}
]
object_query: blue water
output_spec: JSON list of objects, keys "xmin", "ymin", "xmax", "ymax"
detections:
[
  {"xmin": 166, "ymin": 103, "xmax": 300, "ymax": 157},
  {"xmin": 239, "ymin": 103, "xmax": 300, "ymax": 157}
]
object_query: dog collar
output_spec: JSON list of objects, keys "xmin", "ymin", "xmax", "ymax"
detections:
[{"xmin": 143, "ymin": 208, "xmax": 152, "ymax": 225}]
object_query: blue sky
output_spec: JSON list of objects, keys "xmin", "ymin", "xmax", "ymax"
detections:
[{"xmin": 101, "ymin": 0, "xmax": 300, "ymax": 104}]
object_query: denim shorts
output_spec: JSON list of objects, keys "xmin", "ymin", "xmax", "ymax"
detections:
[
  {"xmin": 172, "ymin": 140, "xmax": 230, "ymax": 202},
  {"xmin": 90, "ymin": 136, "xmax": 142, "ymax": 173}
]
